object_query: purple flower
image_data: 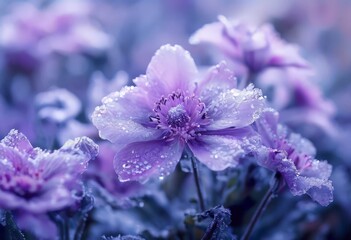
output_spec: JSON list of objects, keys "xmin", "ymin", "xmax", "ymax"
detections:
[
  {"xmin": 0, "ymin": 129, "xmax": 98, "ymax": 213},
  {"xmin": 92, "ymin": 44, "xmax": 266, "ymax": 182},
  {"xmin": 190, "ymin": 16, "xmax": 308, "ymax": 74},
  {"xmin": 35, "ymin": 88, "xmax": 82, "ymax": 124},
  {"xmin": 255, "ymin": 109, "xmax": 333, "ymax": 206},
  {"xmin": 256, "ymin": 68, "xmax": 337, "ymax": 137},
  {"xmin": 0, "ymin": 1, "xmax": 111, "ymax": 56}
]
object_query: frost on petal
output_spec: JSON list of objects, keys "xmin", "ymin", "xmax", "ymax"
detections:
[
  {"xmin": 136, "ymin": 44, "xmax": 198, "ymax": 100},
  {"xmin": 60, "ymin": 136, "xmax": 99, "ymax": 161},
  {"xmin": 259, "ymin": 148, "xmax": 333, "ymax": 206},
  {"xmin": 39, "ymin": 136, "xmax": 98, "ymax": 180},
  {"xmin": 189, "ymin": 129, "xmax": 260, "ymax": 171},
  {"xmin": 287, "ymin": 132, "xmax": 316, "ymax": 158},
  {"xmin": 298, "ymin": 160, "xmax": 333, "ymax": 206},
  {"xmin": 197, "ymin": 61, "xmax": 237, "ymax": 105},
  {"xmin": 0, "ymin": 132, "xmax": 96, "ymax": 213},
  {"xmin": 1, "ymin": 129, "xmax": 35, "ymax": 156},
  {"xmin": 302, "ymin": 160, "xmax": 332, "ymax": 180},
  {"xmin": 114, "ymin": 139, "xmax": 184, "ymax": 182},
  {"xmin": 206, "ymin": 84, "xmax": 266, "ymax": 130},
  {"xmin": 0, "ymin": 142, "xmax": 33, "ymax": 177},
  {"xmin": 291, "ymin": 172, "xmax": 333, "ymax": 207},
  {"xmin": 305, "ymin": 181, "xmax": 333, "ymax": 207},
  {"xmin": 254, "ymin": 108, "xmax": 279, "ymax": 147},
  {"xmin": 92, "ymin": 86, "xmax": 161, "ymax": 145}
]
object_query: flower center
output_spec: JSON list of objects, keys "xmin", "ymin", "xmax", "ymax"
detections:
[
  {"xmin": 0, "ymin": 172, "xmax": 43, "ymax": 198},
  {"xmin": 166, "ymin": 104, "xmax": 189, "ymax": 128},
  {"xmin": 151, "ymin": 91, "xmax": 209, "ymax": 141}
]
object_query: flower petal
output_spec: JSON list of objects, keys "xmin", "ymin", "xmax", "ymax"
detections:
[
  {"xmin": 39, "ymin": 136, "xmax": 98, "ymax": 181},
  {"xmin": 0, "ymin": 144, "xmax": 32, "ymax": 176},
  {"xmin": 0, "ymin": 186, "xmax": 72, "ymax": 213},
  {"xmin": 189, "ymin": 18, "xmax": 240, "ymax": 58},
  {"xmin": 92, "ymin": 86, "xmax": 162, "ymax": 145},
  {"xmin": 189, "ymin": 128, "xmax": 261, "ymax": 171},
  {"xmin": 287, "ymin": 132, "xmax": 316, "ymax": 158},
  {"xmin": 134, "ymin": 44, "xmax": 198, "ymax": 101},
  {"xmin": 305, "ymin": 181, "xmax": 333, "ymax": 207},
  {"xmin": 206, "ymin": 84, "xmax": 266, "ymax": 130},
  {"xmin": 259, "ymin": 150, "xmax": 333, "ymax": 206},
  {"xmin": 60, "ymin": 136, "xmax": 99, "ymax": 161},
  {"xmin": 254, "ymin": 108, "xmax": 279, "ymax": 148},
  {"xmin": 1, "ymin": 129, "xmax": 35, "ymax": 156},
  {"xmin": 266, "ymin": 27, "xmax": 309, "ymax": 68},
  {"xmin": 197, "ymin": 61, "xmax": 237, "ymax": 105},
  {"xmin": 114, "ymin": 139, "xmax": 184, "ymax": 182},
  {"xmin": 280, "ymin": 108, "xmax": 338, "ymax": 138}
]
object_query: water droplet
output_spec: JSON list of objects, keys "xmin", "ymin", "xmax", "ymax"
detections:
[{"xmin": 122, "ymin": 163, "xmax": 131, "ymax": 169}]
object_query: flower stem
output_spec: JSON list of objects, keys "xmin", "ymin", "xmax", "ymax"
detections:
[
  {"xmin": 240, "ymin": 173, "xmax": 281, "ymax": 240},
  {"xmin": 49, "ymin": 212, "xmax": 69, "ymax": 240},
  {"xmin": 5, "ymin": 211, "xmax": 25, "ymax": 240},
  {"xmin": 191, "ymin": 155, "xmax": 205, "ymax": 212},
  {"xmin": 201, "ymin": 214, "xmax": 220, "ymax": 240},
  {"xmin": 74, "ymin": 213, "xmax": 88, "ymax": 240}
]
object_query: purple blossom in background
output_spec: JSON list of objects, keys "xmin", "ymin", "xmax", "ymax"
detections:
[
  {"xmin": 0, "ymin": 129, "xmax": 98, "ymax": 213},
  {"xmin": 0, "ymin": 1, "xmax": 111, "ymax": 56},
  {"xmin": 35, "ymin": 88, "xmax": 82, "ymax": 124},
  {"xmin": 255, "ymin": 109, "xmax": 333, "ymax": 206},
  {"xmin": 87, "ymin": 71, "xmax": 129, "ymax": 117},
  {"xmin": 256, "ymin": 68, "xmax": 337, "ymax": 137},
  {"xmin": 92, "ymin": 44, "xmax": 266, "ymax": 182},
  {"xmin": 57, "ymin": 120, "xmax": 97, "ymax": 146},
  {"xmin": 190, "ymin": 15, "xmax": 308, "ymax": 75}
]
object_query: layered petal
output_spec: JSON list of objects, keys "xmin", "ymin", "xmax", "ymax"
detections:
[
  {"xmin": 114, "ymin": 139, "xmax": 184, "ymax": 182},
  {"xmin": 1, "ymin": 129, "xmax": 36, "ymax": 157},
  {"xmin": 191, "ymin": 16, "xmax": 309, "ymax": 73},
  {"xmin": 257, "ymin": 139, "xmax": 333, "ymax": 206},
  {"xmin": 92, "ymin": 86, "xmax": 162, "ymax": 145},
  {"xmin": 196, "ymin": 61, "xmax": 237, "ymax": 105},
  {"xmin": 39, "ymin": 136, "xmax": 98, "ymax": 181},
  {"xmin": 189, "ymin": 127, "xmax": 261, "ymax": 171},
  {"xmin": 254, "ymin": 108, "xmax": 279, "ymax": 147},
  {"xmin": 0, "ymin": 131, "xmax": 98, "ymax": 213},
  {"xmin": 287, "ymin": 132, "xmax": 316, "ymax": 159},
  {"xmin": 0, "ymin": 144, "xmax": 32, "ymax": 177},
  {"xmin": 134, "ymin": 44, "xmax": 198, "ymax": 102},
  {"xmin": 189, "ymin": 19, "xmax": 240, "ymax": 58},
  {"xmin": 206, "ymin": 84, "xmax": 266, "ymax": 130},
  {"xmin": 290, "ymin": 160, "xmax": 333, "ymax": 206}
]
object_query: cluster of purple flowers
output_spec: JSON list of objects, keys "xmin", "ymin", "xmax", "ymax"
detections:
[
  {"xmin": 0, "ymin": 0, "xmax": 349, "ymax": 239},
  {"xmin": 92, "ymin": 43, "xmax": 333, "ymax": 209}
]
